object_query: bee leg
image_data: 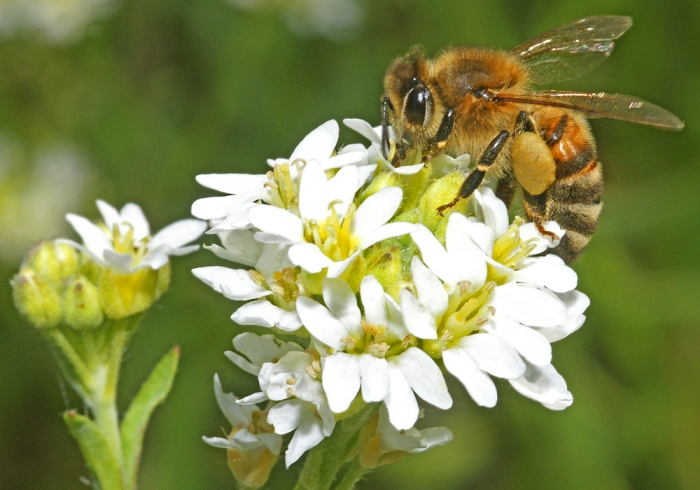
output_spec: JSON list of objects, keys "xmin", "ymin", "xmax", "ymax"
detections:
[
  {"xmin": 513, "ymin": 110, "xmax": 536, "ymax": 136},
  {"xmin": 496, "ymin": 166, "xmax": 517, "ymax": 208},
  {"xmin": 430, "ymin": 107, "xmax": 456, "ymax": 153},
  {"xmin": 437, "ymin": 130, "xmax": 509, "ymax": 216},
  {"xmin": 522, "ymin": 190, "xmax": 559, "ymax": 240}
]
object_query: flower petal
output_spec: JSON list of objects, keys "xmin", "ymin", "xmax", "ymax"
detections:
[
  {"xmin": 411, "ymin": 225, "xmax": 459, "ymax": 288},
  {"xmin": 290, "ymin": 120, "xmax": 339, "ymax": 163},
  {"xmin": 211, "ymin": 229, "xmax": 263, "ymax": 267},
  {"xmin": 443, "ymin": 347, "xmax": 497, "ymax": 407},
  {"xmin": 489, "ymin": 283, "xmax": 567, "ymax": 328},
  {"xmin": 395, "ymin": 347, "xmax": 452, "ymax": 409},
  {"xmin": 296, "ymin": 297, "xmax": 349, "ymax": 350},
  {"xmin": 120, "ymin": 203, "xmax": 150, "ymax": 240},
  {"xmin": 485, "ymin": 317, "xmax": 552, "ymax": 366},
  {"xmin": 358, "ymin": 355, "xmax": 390, "ymax": 402},
  {"xmin": 513, "ymin": 255, "xmax": 577, "ymax": 293},
  {"xmin": 214, "ymin": 374, "xmax": 256, "ymax": 427},
  {"xmin": 446, "ymin": 213, "xmax": 488, "ymax": 289},
  {"xmin": 196, "ymin": 173, "xmax": 269, "ymax": 194},
  {"xmin": 399, "ymin": 289, "xmax": 438, "ymax": 339},
  {"xmin": 351, "ymin": 187, "xmax": 403, "ymax": 240},
  {"xmin": 383, "ymin": 363, "xmax": 419, "ymax": 430},
  {"xmin": 192, "ymin": 266, "xmax": 271, "ymax": 300},
  {"xmin": 298, "ymin": 160, "xmax": 329, "ymax": 222},
  {"xmin": 411, "ymin": 256, "xmax": 448, "ymax": 318},
  {"xmin": 322, "ymin": 353, "xmax": 361, "ymax": 413},
  {"xmin": 65, "ymin": 213, "xmax": 111, "ymax": 260},
  {"xmin": 360, "ymin": 275, "xmax": 387, "ymax": 326},
  {"xmin": 343, "ymin": 118, "xmax": 380, "ymax": 144},
  {"xmin": 248, "ymin": 205, "xmax": 304, "ymax": 244},
  {"xmin": 509, "ymin": 362, "xmax": 573, "ymax": 410},
  {"xmin": 149, "ymin": 219, "xmax": 206, "ymax": 250},
  {"xmin": 231, "ymin": 299, "xmax": 286, "ymax": 328},
  {"xmin": 473, "ymin": 188, "xmax": 509, "ymax": 237},
  {"xmin": 323, "ymin": 278, "xmax": 361, "ymax": 333},
  {"xmin": 460, "ymin": 333, "xmax": 526, "ymax": 379},
  {"xmin": 358, "ymin": 222, "xmax": 416, "ymax": 251},
  {"xmin": 288, "ymin": 243, "xmax": 334, "ymax": 273}
]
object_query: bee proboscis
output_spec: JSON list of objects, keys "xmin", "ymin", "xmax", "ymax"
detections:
[{"xmin": 381, "ymin": 15, "xmax": 684, "ymax": 263}]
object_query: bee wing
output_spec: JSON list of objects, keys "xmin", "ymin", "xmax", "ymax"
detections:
[
  {"xmin": 509, "ymin": 16, "xmax": 633, "ymax": 85},
  {"xmin": 494, "ymin": 91, "xmax": 684, "ymax": 130}
]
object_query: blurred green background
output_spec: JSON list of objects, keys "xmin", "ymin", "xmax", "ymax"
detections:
[{"xmin": 1, "ymin": 0, "xmax": 698, "ymax": 488}]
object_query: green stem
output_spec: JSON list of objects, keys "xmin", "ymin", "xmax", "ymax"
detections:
[
  {"xmin": 336, "ymin": 458, "xmax": 368, "ymax": 490},
  {"xmin": 294, "ymin": 403, "xmax": 378, "ymax": 490}
]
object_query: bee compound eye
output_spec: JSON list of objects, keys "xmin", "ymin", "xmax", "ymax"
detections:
[{"xmin": 404, "ymin": 86, "xmax": 432, "ymax": 127}]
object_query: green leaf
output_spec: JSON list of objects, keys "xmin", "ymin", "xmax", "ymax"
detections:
[
  {"xmin": 120, "ymin": 346, "xmax": 180, "ymax": 490},
  {"xmin": 64, "ymin": 410, "xmax": 124, "ymax": 490}
]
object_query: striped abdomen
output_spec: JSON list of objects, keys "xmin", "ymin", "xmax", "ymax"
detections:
[{"xmin": 523, "ymin": 112, "xmax": 603, "ymax": 264}]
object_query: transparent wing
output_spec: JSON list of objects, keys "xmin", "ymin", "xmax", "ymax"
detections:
[
  {"xmin": 492, "ymin": 91, "xmax": 684, "ymax": 130},
  {"xmin": 509, "ymin": 16, "xmax": 633, "ymax": 85}
]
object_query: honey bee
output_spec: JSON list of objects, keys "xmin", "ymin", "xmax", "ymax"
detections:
[{"xmin": 381, "ymin": 16, "xmax": 684, "ymax": 264}]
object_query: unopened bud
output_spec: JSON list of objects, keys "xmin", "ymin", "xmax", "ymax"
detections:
[
  {"xmin": 226, "ymin": 431, "xmax": 278, "ymax": 490},
  {"xmin": 98, "ymin": 265, "xmax": 169, "ymax": 319},
  {"xmin": 364, "ymin": 245, "xmax": 403, "ymax": 299},
  {"xmin": 24, "ymin": 241, "xmax": 79, "ymax": 285},
  {"xmin": 63, "ymin": 275, "xmax": 104, "ymax": 329},
  {"xmin": 418, "ymin": 171, "xmax": 468, "ymax": 230},
  {"xmin": 12, "ymin": 268, "xmax": 62, "ymax": 329}
]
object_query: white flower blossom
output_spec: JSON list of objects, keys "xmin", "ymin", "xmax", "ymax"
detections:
[
  {"xmin": 296, "ymin": 276, "xmax": 452, "ymax": 430},
  {"xmin": 61, "ymin": 200, "xmax": 206, "ymax": 272}
]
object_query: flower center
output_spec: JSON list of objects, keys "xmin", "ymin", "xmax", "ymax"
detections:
[{"xmin": 303, "ymin": 202, "xmax": 359, "ymax": 263}]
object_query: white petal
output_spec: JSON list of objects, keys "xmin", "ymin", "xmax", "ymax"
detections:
[
  {"xmin": 391, "ymin": 163, "xmax": 425, "ymax": 175},
  {"xmin": 446, "ymin": 214, "xmax": 488, "ymax": 289},
  {"xmin": 267, "ymin": 399, "xmax": 305, "ymax": 435},
  {"xmin": 296, "ymin": 297, "xmax": 349, "ymax": 350},
  {"xmin": 395, "ymin": 347, "xmax": 452, "ymax": 409},
  {"xmin": 410, "ymin": 427, "xmax": 454, "ymax": 453},
  {"xmin": 192, "ymin": 266, "xmax": 271, "ymax": 301},
  {"xmin": 120, "ymin": 203, "xmax": 150, "ymax": 240},
  {"xmin": 326, "ymin": 252, "xmax": 359, "ymax": 278},
  {"xmin": 196, "ymin": 173, "xmax": 268, "ymax": 194},
  {"xmin": 343, "ymin": 118, "xmax": 380, "ymax": 144},
  {"xmin": 473, "ymin": 188, "xmax": 509, "ymax": 237},
  {"xmin": 289, "ymin": 120, "xmax": 339, "ymax": 163},
  {"xmin": 411, "ymin": 225, "xmax": 459, "ymax": 288},
  {"xmin": 212, "ymin": 229, "xmax": 263, "ymax": 267},
  {"xmin": 358, "ymin": 222, "xmax": 416, "ymax": 251},
  {"xmin": 460, "ymin": 333, "xmax": 526, "ymax": 379},
  {"xmin": 96, "ymin": 200, "xmax": 120, "ymax": 230},
  {"xmin": 509, "ymin": 362, "xmax": 573, "ymax": 410},
  {"xmin": 207, "ymin": 201, "xmax": 257, "ymax": 232},
  {"xmin": 66, "ymin": 213, "xmax": 111, "ymax": 259},
  {"xmin": 358, "ymin": 355, "xmax": 389, "ymax": 402},
  {"xmin": 411, "ymin": 256, "xmax": 448, "ymax": 318},
  {"xmin": 298, "ymin": 160, "xmax": 329, "ymax": 222},
  {"xmin": 383, "ymin": 363, "xmax": 419, "ymax": 430},
  {"xmin": 103, "ymin": 249, "xmax": 134, "ymax": 271},
  {"xmin": 327, "ymin": 165, "xmax": 360, "ymax": 218},
  {"xmin": 225, "ymin": 351, "xmax": 260, "ymax": 375},
  {"xmin": 513, "ymin": 255, "xmax": 577, "ymax": 293},
  {"xmin": 192, "ymin": 195, "xmax": 246, "ymax": 220},
  {"xmin": 237, "ymin": 392, "xmax": 269, "ymax": 405},
  {"xmin": 326, "ymin": 147, "xmax": 367, "ymax": 169},
  {"xmin": 288, "ymin": 243, "xmax": 333, "ymax": 273},
  {"xmin": 485, "ymin": 317, "xmax": 552, "ymax": 366},
  {"xmin": 150, "ymin": 219, "xmax": 206, "ymax": 250},
  {"xmin": 214, "ymin": 374, "xmax": 255, "ymax": 427},
  {"xmin": 232, "ymin": 332, "xmax": 303, "ymax": 367},
  {"xmin": 231, "ymin": 299, "xmax": 285, "ymax": 328},
  {"xmin": 536, "ymin": 314, "xmax": 586, "ymax": 343},
  {"xmin": 255, "ymin": 243, "xmax": 292, "ymax": 282},
  {"xmin": 443, "ymin": 347, "xmax": 497, "ymax": 407},
  {"xmin": 360, "ymin": 275, "xmax": 388, "ymax": 326},
  {"xmin": 285, "ymin": 415, "xmax": 326, "ymax": 467},
  {"xmin": 559, "ymin": 290, "xmax": 590, "ymax": 316},
  {"xmin": 323, "ymin": 278, "xmax": 361, "ymax": 333},
  {"xmin": 248, "ymin": 205, "xmax": 304, "ymax": 243},
  {"xmin": 322, "ymin": 353, "xmax": 361, "ymax": 413},
  {"xmin": 351, "ymin": 187, "xmax": 403, "ymax": 240},
  {"xmin": 202, "ymin": 436, "xmax": 235, "ymax": 449},
  {"xmin": 519, "ymin": 221, "xmax": 565, "ymax": 254},
  {"xmin": 399, "ymin": 289, "xmax": 438, "ymax": 339},
  {"xmin": 489, "ymin": 283, "xmax": 567, "ymax": 328}
]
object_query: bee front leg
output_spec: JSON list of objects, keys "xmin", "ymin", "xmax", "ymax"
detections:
[
  {"xmin": 437, "ymin": 129, "xmax": 509, "ymax": 216},
  {"xmin": 429, "ymin": 107, "xmax": 456, "ymax": 154}
]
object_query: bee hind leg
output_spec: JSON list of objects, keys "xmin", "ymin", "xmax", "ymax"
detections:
[{"xmin": 437, "ymin": 129, "xmax": 509, "ymax": 216}]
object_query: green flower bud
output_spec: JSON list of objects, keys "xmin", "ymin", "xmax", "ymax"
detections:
[
  {"xmin": 418, "ymin": 170, "xmax": 468, "ymax": 232},
  {"xmin": 363, "ymin": 244, "xmax": 404, "ymax": 300},
  {"xmin": 63, "ymin": 275, "xmax": 104, "ymax": 330},
  {"xmin": 24, "ymin": 241, "xmax": 79, "ymax": 286},
  {"xmin": 12, "ymin": 267, "xmax": 62, "ymax": 329},
  {"xmin": 98, "ymin": 267, "xmax": 166, "ymax": 319}
]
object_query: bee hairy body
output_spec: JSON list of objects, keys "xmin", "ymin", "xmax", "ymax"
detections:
[{"xmin": 381, "ymin": 16, "xmax": 683, "ymax": 264}]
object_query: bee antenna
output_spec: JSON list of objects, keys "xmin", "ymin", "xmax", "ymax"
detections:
[{"xmin": 381, "ymin": 95, "xmax": 392, "ymax": 159}]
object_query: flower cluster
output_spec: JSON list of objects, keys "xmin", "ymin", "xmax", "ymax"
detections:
[{"xmin": 195, "ymin": 120, "xmax": 589, "ymax": 471}]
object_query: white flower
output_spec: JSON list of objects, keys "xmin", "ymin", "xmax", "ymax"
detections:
[
  {"xmin": 374, "ymin": 404, "xmax": 452, "ymax": 456},
  {"xmin": 406, "ymin": 189, "xmax": 587, "ymax": 409},
  {"xmin": 202, "ymin": 374, "xmax": 282, "ymax": 456},
  {"xmin": 296, "ymin": 276, "xmax": 453, "ymax": 430},
  {"xmin": 61, "ymin": 200, "xmax": 206, "ymax": 272},
  {"xmin": 192, "ymin": 120, "xmax": 370, "ymax": 233},
  {"xmin": 249, "ymin": 160, "xmax": 415, "ymax": 276}
]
